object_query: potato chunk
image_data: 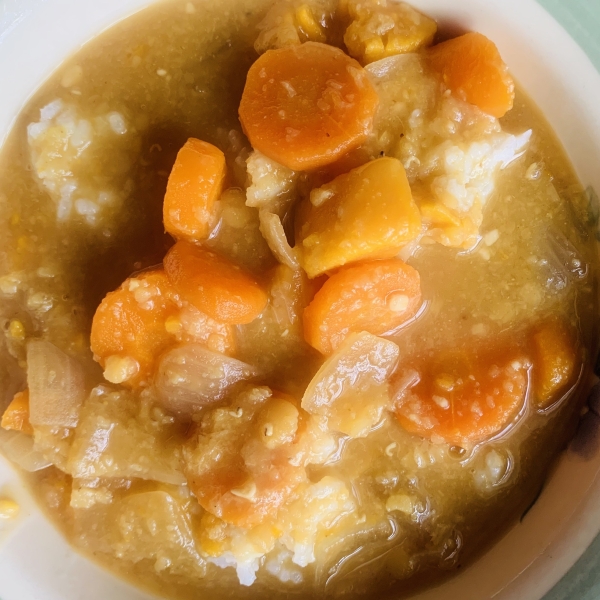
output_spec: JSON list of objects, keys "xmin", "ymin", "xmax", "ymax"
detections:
[
  {"xmin": 297, "ymin": 157, "xmax": 421, "ymax": 277},
  {"xmin": 531, "ymin": 320, "xmax": 578, "ymax": 408},
  {"xmin": 107, "ymin": 491, "xmax": 205, "ymax": 576},
  {"xmin": 342, "ymin": 0, "xmax": 437, "ymax": 65},
  {"xmin": 68, "ymin": 386, "xmax": 185, "ymax": 485},
  {"xmin": 302, "ymin": 331, "xmax": 399, "ymax": 437}
]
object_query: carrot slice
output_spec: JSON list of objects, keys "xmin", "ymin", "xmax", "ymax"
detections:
[
  {"xmin": 90, "ymin": 270, "xmax": 178, "ymax": 387},
  {"xmin": 163, "ymin": 138, "xmax": 225, "ymax": 242},
  {"xmin": 304, "ymin": 259, "xmax": 422, "ymax": 354},
  {"xmin": 1, "ymin": 390, "xmax": 33, "ymax": 435},
  {"xmin": 164, "ymin": 240, "xmax": 268, "ymax": 325},
  {"xmin": 427, "ymin": 32, "xmax": 515, "ymax": 118},
  {"xmin": 184, "ymin": 391, "xmax": 306, "ymax": 528},
  {"xmin": 297, "ymin": 157, "xmax": 422, "ymax": 278},
  {"xmin": 239, "ymin": 41, "xmax": 379, "ymax": 171},
  {"xmin": 395, "ymin": 344, "xmax": 529, "ymax": 447},
  {"xmin": 531, "ymin": 319, "xmax": 578, "ymax": 408}
]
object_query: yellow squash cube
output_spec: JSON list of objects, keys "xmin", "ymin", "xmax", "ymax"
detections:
[{"xmin": 297, "ymin": 157, "xmax": 421, "ymax": 278}]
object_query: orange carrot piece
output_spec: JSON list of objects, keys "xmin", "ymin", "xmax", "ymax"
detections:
[
  {"xmin": 163, "ymin": 138, "xmax": 226, "ymax": 242},
  {"xmin": 164, "ymin": 240, "xmax": 268, "ymax": 325},
  {"xmin": 427, "ymin": 32, "xmax": 515, "ymax": 118},
  {"xmin": 395, "ymin": 344, "xmax": 529, "ymax": 447},
  {"xmin": 90, "ymin": 270, "xmax": 178, "ymax": 387},
  {"xmin": 304, "ymin": 259, "xmax": 422, "ymax": 354},
  {"xmin": 1, "ymin": 390, "xmax": 33, "ymax": 435},
  {"xmin": 239, "ymin": 41, "xmax": 379, "ymax": 171},
  {"xmin": 531, "ymin": 320, "xmax": 578, "ymax": 408}
]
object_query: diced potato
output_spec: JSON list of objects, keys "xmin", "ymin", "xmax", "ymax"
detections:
[
  {"xmin": 301, "ymin": 331, "xmax": 399, "ymax": 437},
  {"xmin": 531, "ymin": 320, "xmax": 578, "ymax": 408},
  {"xmin": 254, "ymin": 0, "xmax": 338, "ymax": 54},
  {"xmin": 342, "ymin": 0, "xmax": 437, "ymax": 65},
  {"xmin": 109, "ymin": 491, "xmax": 205, "ymax": 576},
  {"xmin": 297, "ymin": 157, "xmax": 421, "ymax": 277},
  {"xmin": 154, "ymin": 343, "xmax": 258, "ymax": 413},
  {"xmin": 67, "ymin": 386, "xmax": 185, "ymax": 485}
]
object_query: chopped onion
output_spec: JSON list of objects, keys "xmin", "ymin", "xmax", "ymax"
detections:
[
  {"xmin": 27, "ymin": 340, "xmax": 85, "ymax": 427},
  {"xmin": 0, "ymin": 429, "xmax": 51, "ymax": 472},
  {"xmin": 301, "ymin": 332, "xmax": 399, "ymax": 437},
  {"xmin": 259, "ymin": 210, "xmax": 300, "ymax": 270},
  {"xmin": 155, "ymin": 344, "xmax": 258, "ymax": 412}
]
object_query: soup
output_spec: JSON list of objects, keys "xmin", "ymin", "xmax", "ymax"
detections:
[{"xmin": 0, "ymin": 0, "xmax": 597, "ymax": 598}]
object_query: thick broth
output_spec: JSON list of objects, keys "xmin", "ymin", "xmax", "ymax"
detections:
[{"xmin": 0, "ymin": 0, "xmax": 598, "ymax": 599}]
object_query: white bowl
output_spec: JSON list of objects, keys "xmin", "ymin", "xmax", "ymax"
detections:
[{"xmin": 1, "ymin": 1, "xmax": 600, "ymax": 598}]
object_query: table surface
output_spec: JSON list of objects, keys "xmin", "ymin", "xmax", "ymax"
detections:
[{"xmin": 538, "ymin": 3, "xmax": 600, "ymax": 599}]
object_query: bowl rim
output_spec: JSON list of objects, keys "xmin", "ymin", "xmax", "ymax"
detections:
[{"xmin": 1, "ymin": 1, "xmax": 600, "ymax": 599}]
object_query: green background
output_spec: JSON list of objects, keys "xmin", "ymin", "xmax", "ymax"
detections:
[{"xmin": 538, "ymin": 2, "xmax": 600, "ymax": 598}]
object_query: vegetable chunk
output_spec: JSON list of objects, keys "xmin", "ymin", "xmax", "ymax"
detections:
[
  {"xmin": 183, "ymin": 387, "xmax": 308, "ymax": 527},
  {"xmin": 302, "ymin": 332, "xmax": 400, "ymax": 437},
  {"xmin": 1, "ymin": 390, "xmax": 33, "ymax": 435},
  {"xmin": 90, "ymin": 270, "xmax": 178, "ymax": 387},
  {"xmin": 297, "ymin": 157, "xmax": 421, "ymax": 277},
  {"xmin": 239, "ymin": 42, "xmax": 379, "ymax": 171},
  {"xmin": 343, "ymin": 0, "xmax": 437, "ymax": 65},
  {"xmin": 427, "ymin": 32, "xmax": 515, "ymax": 118},
  {"xmin": 155, "ymin": 343, "xmax": 258, "ymax": 413},
  {"xmin": 304, "ymin": 259, "xmax": 422, "ymax": 354},
  {"xmin": 395, "ymin": 346, "xmax": 529, "ymax": 447},
  {"xmin": 531, "ymin": 320, "xmax": 578, "ymax": 408},
  {"xmin": 164, "ymin": 240, "xmax": 268, "ymax": 324},
  {"xmin": 254, "ymin": 0, "xmax": 337, "ymax": 53},
  {"xmin": 163, "ymin": 138, "xmax": 225, "ymax": 241}
]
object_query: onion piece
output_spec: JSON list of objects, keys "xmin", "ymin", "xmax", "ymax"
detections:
[
  {"xmin": 259, "ymin": 210, "xmax": 300, "ymax": 270},
  {"xmin": 155, "ymin": 344, "xmax": 258, "ymax": 413},
  {"xmin": 68, "ymin": 386, "xmax": 186, "ymax": 485},
  {"xmin": 302, "ymin": 332, "xmax": 399, "ymax": 437},
  {"xmin": 0, "ymin": 429, "xmax": 51, "ymax": 472},
  {"xmin": 27, "ymin": 340, "xmax": 85, "ymax": 427}
]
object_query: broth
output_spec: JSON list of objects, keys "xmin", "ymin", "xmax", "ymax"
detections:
[{"xmin": 0, "ymin": 0, "xmax": 598, "ymax": 598}]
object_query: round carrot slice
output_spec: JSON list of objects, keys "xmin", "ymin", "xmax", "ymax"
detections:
[
  {"xmin": 395, "ymin": 345, "xmax": 529, "ymax": 448},
  {"xmin": 239, "ymin": 41, "xmax": 379, "ymax": 171},
  {"xmin": 163, "ymin": 138, "xmax": 226, "ymax": 242},
  {"xmin": 303, "ymin": 259, "xmax": 422, "ymax": 354},
  {"xmin": 427, "ymin": 32, "xmax": 515, "ymax": 118},
  {"xmin": 90, "ymin": 270, "xmax": 178, "ymax": 388},
  {"xmin": 164, "ymin": 240, "xmax": 268, "ymax": 325}
]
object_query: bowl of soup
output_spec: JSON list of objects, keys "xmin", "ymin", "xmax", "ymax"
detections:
[{"xmin": 1, "ymin": 1, "xmax": 600, "ymax": 599}]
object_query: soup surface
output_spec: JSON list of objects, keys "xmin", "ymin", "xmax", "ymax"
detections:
[{"xmin": 0, "ymin": 0, "xmax": 598, "ymax": 598}]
